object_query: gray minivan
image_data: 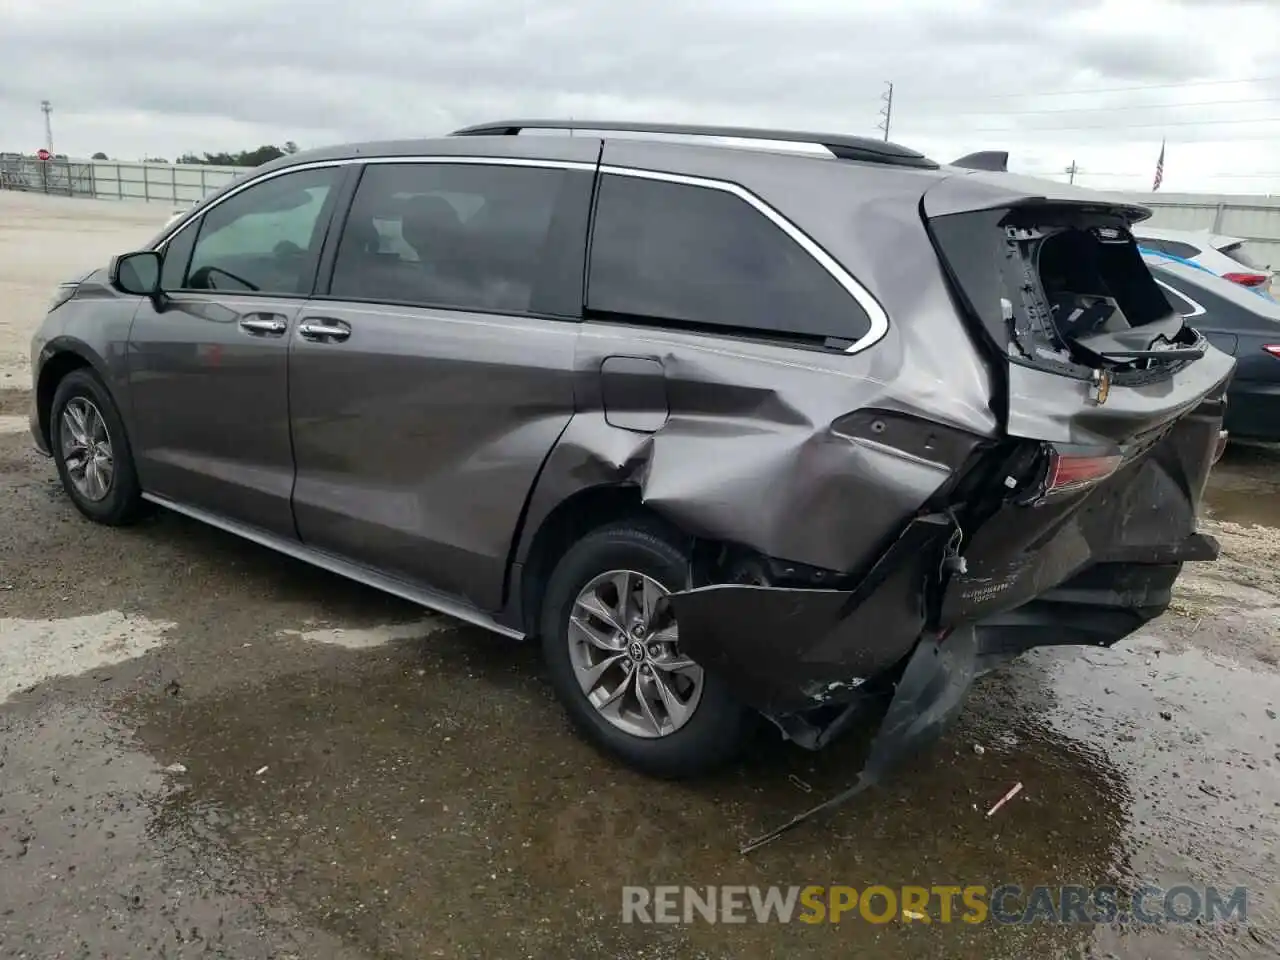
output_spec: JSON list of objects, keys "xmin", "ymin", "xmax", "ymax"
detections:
[{"xmin": 28, "ymin": 121, "xmax": 1233, "ymax": 782}]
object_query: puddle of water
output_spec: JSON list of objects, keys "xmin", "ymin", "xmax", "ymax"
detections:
[
  {"xmin": 278, "ymin": 618, "xmax": 442, "ymax": 650},
  {"xmin": 1203, "ymin": 444, "xmax": 1280, "ymax": 530},
  {"xmin": 0, "ymin": 703, "xmax": 363, "ymax": 958},
  {"xmin": 1027, "ymin": 635, "xmax": 1279, "ymax": 958},
  {"xmin": 125, "ymin": 625, "xmax": 1134, "ymax": 960},
  {"xmin": 0, "ymin": 611, "xmax": 177, "ymax": 703}
]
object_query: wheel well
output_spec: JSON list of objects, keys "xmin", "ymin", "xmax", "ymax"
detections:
[
  {"xmin": 519, "ymin": 485, "xmax": 685, "ymax": 637},
  {"xmin": 36, "ymin": 352, "xmax": 93, "ymax": 446}
]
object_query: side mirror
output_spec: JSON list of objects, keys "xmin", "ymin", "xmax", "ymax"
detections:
[{"xmin": 110, "ymin": 251, "xmax": 162, "ymax": 296}]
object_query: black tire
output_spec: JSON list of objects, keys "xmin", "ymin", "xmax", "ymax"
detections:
[
  {"xmin": 49, "ymin": 368, "xmax": 146, "ymax": 526},
  {"xmin": 540, "ymin": 520, "xmax": 755, "ymax": 779}
]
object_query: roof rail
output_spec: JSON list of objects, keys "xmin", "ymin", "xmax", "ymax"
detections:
[{"xmin": 449, "ymin": 119, "xmax": 939, "ymax": 169}]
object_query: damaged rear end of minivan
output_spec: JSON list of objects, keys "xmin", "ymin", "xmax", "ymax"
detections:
[{"xmin": 670, "ymin": 169, "xmax": 1235, "ymax": 787}]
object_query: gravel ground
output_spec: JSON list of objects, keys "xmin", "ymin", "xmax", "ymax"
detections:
[
  {"xmin": 0, "ymin": 403, "xmax": 1277, "ymax": 959},
  {"xmin": 0, "ymin": 191, "xmax": 169, "ymax": 384}
]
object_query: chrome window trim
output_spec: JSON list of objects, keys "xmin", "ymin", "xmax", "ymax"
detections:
[
  {"xmin": 1155, "ymin": 279, "xmax": 1206, "ymax": 318},
  {"xmin": 597, "ymin": 164, "xmax": 890, "ymax": 356},
  {"xmin": 154, "ymin": 155, "xmax": 598, "ymax": 251},
  {"xmin": 156, "ymin": 153, "xmax": 891, "ymax": 357}
]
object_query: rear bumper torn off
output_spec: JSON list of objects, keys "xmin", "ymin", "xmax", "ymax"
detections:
[
  {"xmin": 670, "ymin": 553, "xmax": 1204, "ymax": 748},
  {"xmin": 667, "ymin": 513, "xmax": 953, "ymax": 717}
]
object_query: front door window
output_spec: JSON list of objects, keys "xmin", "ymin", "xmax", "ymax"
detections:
[{"xmin": 178, "ymin": 167, "xmax": 342, "ymax": 295}]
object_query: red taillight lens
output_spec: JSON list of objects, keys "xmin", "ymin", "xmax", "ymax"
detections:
[
  {"xmin": 1046, "ymin": 451, "xmax": 1123, "ymax": 495},
  {"xmin": 1223, "ymin": 272, "xmax": 1269, "ymax": 288},
  {"xmin": 1264, "ymin": 344, "xmax": 1280, "ymax": 359}
]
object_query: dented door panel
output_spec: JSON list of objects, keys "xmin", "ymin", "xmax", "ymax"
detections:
[
  {"xmin": 599, "ymin": 356, "xmax": 669, "ymax": 432},
  {"xmin": 516, "ymin": 319, "xmax": 992, "ymax": 579}
]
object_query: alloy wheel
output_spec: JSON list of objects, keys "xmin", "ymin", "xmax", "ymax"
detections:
[
  {"xmin": 567, "ymin": 569, "xmax": 705, "ymax": 739},
  {"xmin": 59, "ymin": 397, "xmax": 114, "ymax": 502}
]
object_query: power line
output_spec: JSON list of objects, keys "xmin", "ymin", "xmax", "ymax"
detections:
[
  {"xmin": 1026, "ymin": 170, "xmax": 1280, "ymax": 180},
  {"xmin": 960, "ymin": 114, "xmax": 1280, "ymax": 133},
  {"xmin": 939, "ymin": 95, "xmax": 1280, "ymax": 118},
  {"xmin": 907, "ymin": 74, "xmax": 1280, "ymax": 103}
]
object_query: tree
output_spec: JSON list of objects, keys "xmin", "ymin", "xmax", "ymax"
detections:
[
  {"xmin": 175, "ymin": 144, "xmax": 299, "ymax": 167},
  {"xmin": 91, "ymin": 151, "xmax": 109, "ymax": 160}
]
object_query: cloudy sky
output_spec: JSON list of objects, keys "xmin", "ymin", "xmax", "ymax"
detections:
[{"xmin": 3, "ymin": 0, "xmax": 1280, "ymax": 194}]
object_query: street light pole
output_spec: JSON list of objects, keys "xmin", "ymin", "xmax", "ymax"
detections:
[{"xmin": 40, "ymin": 100, "xmax": 53, "ymax": 155}]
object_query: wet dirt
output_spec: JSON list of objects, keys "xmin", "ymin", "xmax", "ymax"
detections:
[
  {"xmin": 1202, "ymin": 441, "xmax": 1280, "ymax": 533},
  {"xmin": 1, "ymin": 396, "xmax": 1277, "ymax": 959}
]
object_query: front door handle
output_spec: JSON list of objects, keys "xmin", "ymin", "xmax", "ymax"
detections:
[
  {"xmin": 298, "ymin": 318, "xmax": 351, "ymax": 342},
  {"xmin": 238, "ymin": 314, "xmax": 288, "ymax": 336}
]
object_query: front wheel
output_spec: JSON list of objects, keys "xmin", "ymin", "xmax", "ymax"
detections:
[
  {"xmin": 50, "ymin": 369, "xmax": 146, "ymax": 526},
  {"xmin": 540, "ymin": 520, "xmax": 755, "ymax": 779}
]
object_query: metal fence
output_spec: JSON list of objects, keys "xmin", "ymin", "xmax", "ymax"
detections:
[
  {"xmin": 4, "ymin": 157, "xmax": 1280, "ymax": 271},
  {"xmin": 0, "ymin": 156, "xmax": 246, "ymax": 206},
  {"xmin": 0, "ymin": 156, "xmax": 95, "ymax": 197}
]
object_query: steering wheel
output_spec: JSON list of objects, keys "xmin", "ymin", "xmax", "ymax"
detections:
[{"xmin": 191, "ymin": 265, "xmax": 260, "ymax": 292}]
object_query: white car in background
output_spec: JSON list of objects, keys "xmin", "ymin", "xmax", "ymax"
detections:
[{"xmin": 1133, "ymin": 226, "xmax": 1274, "ymax": 291}]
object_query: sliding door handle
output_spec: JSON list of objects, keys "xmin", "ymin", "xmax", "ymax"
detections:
[
  {"xmin": 298, "ymin": 318, "xmax": 351, "ymax": 342},
  {"xmin": 238, "ymin": 314, "xmax": 288, "ymax": 336}
]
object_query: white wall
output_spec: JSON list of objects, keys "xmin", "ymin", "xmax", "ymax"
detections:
[
  {"xmin": 86, "ymin": 160, "xmax": 246, "ymax": 205},
  {"xmin": 1119, "ymin": 191, "xmax": 1280, "ymax": 270}
]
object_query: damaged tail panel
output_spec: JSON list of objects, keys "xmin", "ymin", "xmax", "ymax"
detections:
[
  {"xmin": 514, "ymin": 149, "xmax": 1232, "ymax": 787},
  {"xmin": 671, "ymin": 171, "xmax": 1233, "ymax": 756},
  {"xmin": 922, "ymin": 172, "xmax": 1234, "ymax": 638}
]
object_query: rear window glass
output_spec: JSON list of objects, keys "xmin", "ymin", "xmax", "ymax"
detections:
[
  {"xmin": 587, "ymin": 174, "xmax": 871, "ymax": 344},
  {"xmin": 1139, "ymin": 237, "xmax": 1201, "ymax": 260},
  {"xmin": 1218, "ymin": 241, "xmax": 1269, "ymax": 272}
]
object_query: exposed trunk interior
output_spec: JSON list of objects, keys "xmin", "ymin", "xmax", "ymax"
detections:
[
  {"xmin": 927, "ymin": 204, "xmax": 1205, "ymax": 383},
  {"xmin": 1020, "ymin": 219, "xmax": 1200, "ymax": 373}
]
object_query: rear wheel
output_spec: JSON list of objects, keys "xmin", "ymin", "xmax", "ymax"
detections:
[
  {"xmin": 540, "ymin": 520, "xmax": 754, "ymax": 778},
  {"xmin": 50, "ymin": 369, "xmax": 145, "ymax": 526}
]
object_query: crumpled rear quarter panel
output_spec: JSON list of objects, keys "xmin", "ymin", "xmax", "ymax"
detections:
[{"xmin": 517, "ymin": 144, "xmax": 1000, "ymax": 577}]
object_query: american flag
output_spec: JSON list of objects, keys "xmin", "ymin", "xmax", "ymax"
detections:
[{"xmin": 1153, "ymin": 139, "xmax": 1165, "ymax": 192}]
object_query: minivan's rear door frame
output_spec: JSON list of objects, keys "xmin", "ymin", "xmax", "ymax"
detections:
[{"xmin": 289, "ymin": 145, "xmax": 603, "ymax": 616}]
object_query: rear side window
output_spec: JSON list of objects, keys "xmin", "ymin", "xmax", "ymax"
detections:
[
  {"xmin": 328, "ymin": 162, "xmax": 592, "ymax": 318},
  {"xmin": 587, "ymin": 174, "xmax": 872, "ymax": 345}
]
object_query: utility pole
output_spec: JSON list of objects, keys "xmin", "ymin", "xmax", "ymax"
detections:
[
  {"xmin": 877, "ymin": 82, "xmax": 894, "ymax": 142},
  {"xmin": 40, "ymin": 100, "xmax": 53, "ymax": 154},
  {"xmin": 1065, "ymin": 159, "xmax": 1079, "ymax": 184}
]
